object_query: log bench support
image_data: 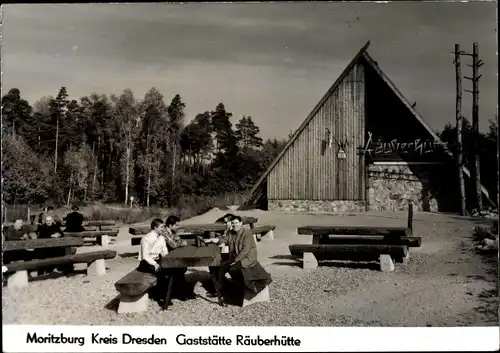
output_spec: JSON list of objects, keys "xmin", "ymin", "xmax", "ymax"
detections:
[
  {"xmin": 87, "ymin": 259, "xmax": 107, "ymax": 276},
  {"xmin": 379, "ymin": 254, "xmax": 395, "ymax": 272},
  {"xmin": 97, "ymin": 235, "xmax": 109, "ymax": 247},
  {"xmin": 117, "ymin": 292, "xmax": 150, "ymax": 314},
  {"xmin": 7, "ymin": 270, "xmax": 29, "ymax": 289},
  {"xmin": 242, "ymin": 285, "xmax": 270, "ymax": 307},
  {"xmin": 303, "ymin": 252, "xmax": 318, "ymax": 270}
]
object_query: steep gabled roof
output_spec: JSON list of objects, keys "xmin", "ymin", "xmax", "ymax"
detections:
[{"xmin": 244, "ymin": 41, "xmax": 494, "ymax": 207}]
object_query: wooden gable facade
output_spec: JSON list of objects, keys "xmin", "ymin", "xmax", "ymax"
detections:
[{"xmin": 244, "ymin": 41, "xmax": 493, "ymax": 211}]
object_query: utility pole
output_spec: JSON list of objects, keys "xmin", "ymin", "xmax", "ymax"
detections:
[
  {"xmin": 464, "ymin": 42, "xmax": 483, "ymax": 212},
  {"xmin": 454, "ymin": 44, "xmax": 467, "ymax": 216}
]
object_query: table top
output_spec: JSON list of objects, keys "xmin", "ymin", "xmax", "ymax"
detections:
[
  {"xmin": 160, "ymin": 244, "xmax": 222, "ymax": 268},
  {"xmin": 3, "ymin": 237, "xmax": 85, "ymax": 251}
]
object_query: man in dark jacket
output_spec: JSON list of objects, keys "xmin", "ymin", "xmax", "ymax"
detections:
[
  {"xmin": 3, "ymin": 219, "xmax": 33, "ymax": 264},
  {"xmin": 64, "ymin": 205, "xmax": 86, "ymax": 232},
  {"xmin": 36, "ymin": 215, "xmax": 67, "ymax": 274},
  {"xmin": 216, "ymin": 215, "xmax": 272, "ymax": 304}
]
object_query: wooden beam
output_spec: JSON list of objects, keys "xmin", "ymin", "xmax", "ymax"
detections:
[
  {"xmin": 289, "ymin": 244, "xmax": 408, "ymax": 261},
  {"xmin": 297, "ymin": 226, "xmax": 410, "ymax": 237},
  {"xmin": 64, "ymin": 230, "xmax": 118, "ymax": 238},
  {"xmin": 3, "ymin": 238, "xmax": 84, "ymax": 252},
  {"xmin": 3, "ymin": 250, "xmax": 117, "ymax": 273}
]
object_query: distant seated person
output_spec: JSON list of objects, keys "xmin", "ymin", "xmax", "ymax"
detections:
[
  {"xmin": 38, "ymin": 206, "xmax": 63, "ymax": 227},
  {"xmin": 64, "ymin": 205, "xmax": 86, "ymax": 232},
  {"xmin": 137, "ymin": 218, "xmax": 170, "ymax": 307},
  {"xmin": 215, "ymin": 215, "xmax": 272, "ymax": 304},
  {"xmin": 162, "ymin": 215, "xmax": 195, "ymax": 301},
  {"xmin": 3, "ymin": 219, "xmax": 34, "ymax": 264},
  {"xmin": 36, "ymin": 215, "xmax": 68, "ymax": 275}
]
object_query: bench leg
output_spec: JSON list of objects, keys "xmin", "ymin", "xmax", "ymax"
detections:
[
  {"xmin": 242, "ymin": 285, "xmax": 270, "ymax": 307},
  {"xmin": 117, "ymin": 293, "xmax": 149, "ymax": 314},
  {"xmin": 7, "ymin": 270, "xmax": 29, "ymax": 289},
  {"xmin": 97, "ymin": 235, "xmax": 109, "ymax": 247},
  {"xmin": 303, "ymin": 252, "xmax": 318, "ymax": 270},
  {"xmin": 87, "ymin": 259, "xmax": 106, "ymax": 276},
  {"xmin": 379, "ymin": 254, "xmax": 395, "ymax": 272},
  {"xmin": 312, "ymin": 234, "xmax": 321, "ymax": 244}
]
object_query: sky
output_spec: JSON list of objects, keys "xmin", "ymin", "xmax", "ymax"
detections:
[{"xmin": 1, "ymin": 1, "xmax": 497, "ymax": 140}]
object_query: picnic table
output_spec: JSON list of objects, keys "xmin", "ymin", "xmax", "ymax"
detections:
[
  {"xmin": 161, "ymin": 244, "xmax": 223, "ymax": 310},
  {"xmin": 290, "ymin": 203, "xmax": 420, "ymax": 272}
]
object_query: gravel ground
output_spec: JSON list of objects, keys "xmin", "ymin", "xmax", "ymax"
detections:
[{"xmin": 2, "ymin": 209, "xmax": 498, "ymax": 326}]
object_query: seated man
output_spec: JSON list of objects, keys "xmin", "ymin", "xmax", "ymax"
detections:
[
  {"xmin": 162, "ymin": 215, "xmax": 195, "ymax": 301},
  {"xmin": 3, "ymin": 219, "xmax": 33, "ymax": 264},
  {"xmin": 36, "ymin": 215, "xmax": 67, "ymax": 275},
  {"xmin": 38, "ymin": 206, "xmax": 63, "ymax": 227},
  {"xmin": 64, "ymin": 205, "xmax": 86, "ymax": 232},
  {"xmin": 137, "ymin": 218, "xmax": 171, "ymax": 307},
  {"xmin": 216, "ymin": 215, "xmax": 272, "ymax": 304}
]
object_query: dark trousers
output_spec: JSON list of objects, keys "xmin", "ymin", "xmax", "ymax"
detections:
[
  {"xmin": 137, "ymin": 260, "xmax": 189, "ymax": 301},
  {"xmin": 34, "ymin": 247, "xmax": 69, "ymax": 275},
  {"xmin": 212, "ymin": 260, "xmax": 245, "ymax": 295},
  {"xmin": 3, "ymin": 250, "xmax": 33, "ymax": 264}
]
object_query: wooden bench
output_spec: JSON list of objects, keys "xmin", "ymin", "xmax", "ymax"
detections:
[
  {"xmin": 65, "ymin": 230, "xmax": 119, "ymax": 247},
  {"xmin": 114, "ymin": 269, "xmax": 158, "ymax": 314},
  {"xmin": 291, "ymin": 203, "xmax": 418, "ymax": 272},
  {"xmin": 130, "ymin": 224, "xmax": 276, "ymax": 246},
  {"xmin": 3, "ymin": 249, "xmax": 117, "ymax": 288}
]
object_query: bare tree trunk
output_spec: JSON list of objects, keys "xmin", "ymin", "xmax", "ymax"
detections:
[
  {"xmin": 125, "ymin": 142, "xmax": 131, "ymax": 206},
  {"xmin": 454, "ymin": 44, "xmax": 467, "ymax": 216},
  {"xmin": 91, "ymin": 142, "xmax": 97, "ymax": 200},
  {"xmin": 146, "ymin": 164, "xmax": 151, "ymax": 207},
  {"xmin": 67, "ymin": 172, "xmax": 73, "ymax": 206},
  {"xmin": 54, "ymin": 114, "xmax": 59, "ymax": 173}
]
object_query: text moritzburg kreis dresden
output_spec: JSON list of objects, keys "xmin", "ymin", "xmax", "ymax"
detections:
[{"xmin": 26, "ymin": 332, "xmax": 302, "ymax": 347}]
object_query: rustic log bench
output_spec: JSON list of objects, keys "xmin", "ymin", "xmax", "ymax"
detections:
[
  {"xmin": 3, "ymin": 249, "xmax": 117, "ymax": 288},
  {"xmin": 129, "ymin": 224, "xmax": 276, "ymax": 246},
  {"xmin": 291, "ymin": 204, "xmax": 417, "ymax": 272},
  {"xmin": 65, "ymin": 230, "xmax": 119, "ymax": 247},
  {"xmin": 114, "ymin": 269, "xmax": 158, "ymax": 314}
]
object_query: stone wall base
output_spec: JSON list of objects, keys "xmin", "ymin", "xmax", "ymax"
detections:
[{"xmin": 268, "ymin": 200, "xmax": 366, "ymax": 213}]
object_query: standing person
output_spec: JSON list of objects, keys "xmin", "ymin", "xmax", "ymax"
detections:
[
  {"xmin": 217, "ymin": 215, "xmax": 272, "ymax": 304},
  {"xmin": 64, "ymin": 205, "xmax": 86, "ymax": 232},
  {"xmin": 36, "ymin": 216, "xmax": 66, "ymax": 275},
  {"xmin": 137, "ymin": 218, "xmax": 171, "ymax": 307},
  {"xmin": 163, "ymin": 215, "xmax": 195, "ymax": 301},
  {"xmin": 3, "ymin": 219, "xmax": 33, "ymax": 264}
]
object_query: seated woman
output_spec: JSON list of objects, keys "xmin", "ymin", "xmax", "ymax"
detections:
[
  {"xmin": 162, "ymin": 215, "xmax": 195, "ymax": 301},
  {"xmin": 216, "ymin": 215, "xmax": 272, "ymax": 304},
  {"xmin": 137, "ymin": 218, "xmax": 171, "ymax": 307},
  {"xmin": 36, "ymin": 216, "xmax": 67, "ymax": 275}
]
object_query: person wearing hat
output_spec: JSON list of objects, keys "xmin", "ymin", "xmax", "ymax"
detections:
[{"xmin": 64, "ymin": 205, "xmax": 86, "ymax": 233}]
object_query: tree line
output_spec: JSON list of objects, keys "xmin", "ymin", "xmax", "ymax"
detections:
[
  {"xmin": 2, "ymin": 86, "xmax": 497, "ymax": 210},
  {"xmin": 2, "ymin": 87, "xmax": 287, "ymax": 207}
]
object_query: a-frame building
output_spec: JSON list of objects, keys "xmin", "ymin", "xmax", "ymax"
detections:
[{"xmin": 244, "ymin": 41, "xmax": 493, "ymax": 213}]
